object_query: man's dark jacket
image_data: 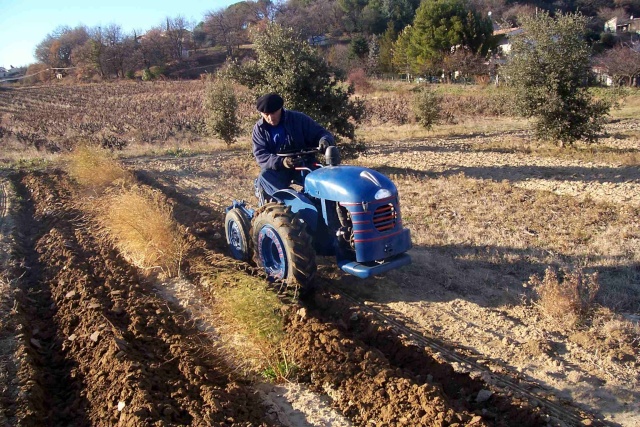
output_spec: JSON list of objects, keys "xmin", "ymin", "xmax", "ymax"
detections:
[{"xmin": 252, "ymin": 109, "xmax": 334, "ymax": 170}]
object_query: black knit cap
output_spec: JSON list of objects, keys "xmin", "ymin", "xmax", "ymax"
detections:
[{"xmin": 256, "ymin": 93, "xmax": 284, "ymax": 113}]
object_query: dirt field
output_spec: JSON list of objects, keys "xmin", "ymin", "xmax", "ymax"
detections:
[
  {"xmin": 1, "ymin": 83, "xmax": 639, "ymax": 426},
  {"xmin": 123, "ymin": 126, "xmax": 639, "ymax": 426},
  {"xmin": 0, "ymin": 166, "xmax": 566, "ymax": 427}
]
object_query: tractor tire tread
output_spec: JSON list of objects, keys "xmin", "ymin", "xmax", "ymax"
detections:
[{"xmin": 251, "ymin": 202, "xmax": 316, "ymax": 291}]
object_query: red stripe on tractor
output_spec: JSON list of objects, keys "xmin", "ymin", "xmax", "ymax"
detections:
[{"xmin": 353, "ymin": 229, "xmax": 405, "ymax": 243}]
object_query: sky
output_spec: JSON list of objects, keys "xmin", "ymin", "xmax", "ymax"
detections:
[{"xmin": 0, "ymin": 0, "xmax": 238, "ymax": 69}]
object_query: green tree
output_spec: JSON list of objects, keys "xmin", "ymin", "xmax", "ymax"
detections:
[
  {"xmin": 203, "ymin": 76, "xmax": 242, "ymax": 145},
  {"xmin": 361, "ymin": 0, "xmax": 387, "ymax": 34},
  {"xmin": 350, "ymin": 35, "xmax": 370, "ymax": 59},
  {"xmin": 338, "ymin": 0, "xmax": 369, "ymax": 33},
  {"xmin": 408, "ymin": 0, "xmax": 493, "ymax": 72},
  {"xmin": 378, "ymin": 22, "xmax": 397, "ymax": 73},
  {"xmin": 367, "ymin": 34, "xmax": 381, "ymax": 74},
  {"xmin": 383, "ymin": 0, "xmax": 421, "ymax": 33},
  {"xmin": 226, "ymin": 23, "xmax": 363, "ymax": 148},
  {"xmin": 392, "ymin": 25, "xmax": 414, "ymax": 80},
  {"xmin": 412, "ymin": 87, "xmax": 441, "ymax": 130},
  {"xmin": 503, "ymin": 12, "xmax": 610, "ymax": 145}
]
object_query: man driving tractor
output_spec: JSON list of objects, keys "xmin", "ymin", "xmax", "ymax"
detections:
[{"xmin": 252, "ymin": 93, "xmax": 334, "ymax": 203}]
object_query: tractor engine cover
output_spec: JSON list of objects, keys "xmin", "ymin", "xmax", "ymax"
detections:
[
  {"xmin": 305, "ymin": 166, "xmax": 412, "ymax": 263},
  {"xmin": 305, "ymin": 166, "xmax": 396, "ymax": 203}
]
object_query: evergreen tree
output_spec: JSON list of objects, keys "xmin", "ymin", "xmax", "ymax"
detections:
[
  {"xmin": 367, "ymin": 34, "xmax": 381, "ymax": 74},
  {"xmin": 504, "ymin": 11, "xmax": 610, "ymax": 145},
  {"xmin": 226, "ymin": 23, "xmax": 364, "ymax": 147},
  {"xmin": 378, "ymin": 22, "xmax": 398, "ymax": 73},
  {"xmin": 408, "ymin": 0, "xmax": 492, "ymax": 72},
  {"xmin": 392, "ymin": 25, "xmax": 414, "ymax": 80},
  {"xmin": 203, "ymin": 76, "xmax": 241, "ymax": 145}
]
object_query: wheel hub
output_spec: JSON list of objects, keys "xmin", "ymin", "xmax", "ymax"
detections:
[{"xmin": 257, "ymin": 226, "xmax": 287, "ymax": 280}]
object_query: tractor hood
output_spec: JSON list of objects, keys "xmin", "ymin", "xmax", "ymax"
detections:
[{"xmin": 304, "ymin": 166, "xmax": 398, "ymax": 203}]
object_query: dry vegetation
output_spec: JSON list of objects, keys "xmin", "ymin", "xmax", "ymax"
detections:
[
  {"xmin": 67, "ymin": 146, "xmax": 187, "ymax": 277},
  {"xmin": 527, "ymin": 267, "xmax": 600, "ymax": 329},
  {"xmin": 65, "ymin": 147, "xmax": 289, "ymax": 381},
  {"xmin": 95, "ymin": 186, "xmax": 188, "ymax": 277},
  {"xmin": 66, "ymin": 144, "xmax": 133, "ymax": 189}
]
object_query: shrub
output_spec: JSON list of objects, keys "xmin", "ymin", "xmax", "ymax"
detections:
[
  {"xmin": 348, "ymin": 68, "xmax": 372, "ymax": 94},
  {"xmin": 150, "ymin": 66, "xmax": 166, "ymax": 78},
  {"xmin": 363, "ymin": 96, "xmax": 410, "ymax": 125},
  {"xmin": 527, "ymin": 267, "xmax": 600, "ymax": 329},
  {"xmin": 67, "ymin": 144, "xmax": 133, "ymax": 191},
  {"xmin": 202, "ymin": 76, "xmax": 241, "ymax": 145},
  {"xmin": 412, "ymin": 87, "xmax": 441, "ymax": 130},
  {"xmin": 141, "ymin": 68, "xmax": 154, "ymax": 81}
]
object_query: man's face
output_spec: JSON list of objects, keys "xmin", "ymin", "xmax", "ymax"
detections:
[{"xmin": 261, "ymin": 108, "xmax": 282, "ymax": 126}]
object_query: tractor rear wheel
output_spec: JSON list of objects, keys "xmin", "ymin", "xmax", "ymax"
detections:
[
  {"xmin": 225, "ymin": 208, "xmax": 252, "ymax": 262},
  {"xmin": 251, "ymin": 203, "xmax": 316, "ymax": 292}
]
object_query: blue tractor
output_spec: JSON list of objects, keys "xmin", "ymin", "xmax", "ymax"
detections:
[{"xmin": 224, "ymin": 146, "xmax": 412, "ymax": 290}]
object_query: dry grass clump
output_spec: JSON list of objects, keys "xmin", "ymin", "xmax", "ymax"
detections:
[
  {"xmin": 66, "ymin": 145, "xmax": 187, "ymax": 278},
  {"xmin": 527, "ymin": 267, "xmax": 600, "ymax": 329},
  {"xmin": 95, "ymin": 185, "xmax": 187, "ymax": 277},
  {"xmin": 66, "ymin": 144, "xmax": 133, "ymax": 191},
  {"xmin": 198, "ymin": 269, "xmax": 293, "ymax": 381},
  {"xmin": 215, "ymin": 278, "xmax": 284, "ymax": 345}
]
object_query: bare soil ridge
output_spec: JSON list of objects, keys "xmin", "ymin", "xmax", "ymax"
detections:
[{"xmin": 4, "ymin": 171, "xmax": 274, "ymax": 426}]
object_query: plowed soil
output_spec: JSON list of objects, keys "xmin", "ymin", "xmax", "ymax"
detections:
[
  {"xmin": 0, "ymin": 123, "xmax": 638, "ymax": 426},
  {"xmin": 0, "ymin": 168, "xmax": 554, "ymax": 427},
  {"xmin": 0, "ymin": 171, "xmax": 273, "ymax": 426}
]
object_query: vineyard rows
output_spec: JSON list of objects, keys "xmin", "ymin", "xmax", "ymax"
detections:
[{"xmin": 0, "ymin": 81, "xmax": 514, "ymax": 153}]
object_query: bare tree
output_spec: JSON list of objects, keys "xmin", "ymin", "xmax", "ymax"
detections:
[
  {"xmin": 278, "ymin": 0, "xmax": 342, "ymax": 38},
  {"xmin": 101, "ymin": 24, "xmax": 131, "ymax": 77},
  {"xmin": 246, "ymin": 0, "xmax": 277, "ymax": 23},
  {"xmin": 204, "ymin": 3, "xmax": 252, "ymax": 57},
  {"xmin": 442, "ymin": 48, "xmax": 490, "ymax": 82},
  {"xmin": 595, "ymin": 45, "xmax": 640, "ymax": 86},
  {"xmin": 139, "ymin": 27, "xmax": 170, "ymax": 69},
  {"xmin": 164, "ymin": 16, "xmax": 194, "ymax": 62}
]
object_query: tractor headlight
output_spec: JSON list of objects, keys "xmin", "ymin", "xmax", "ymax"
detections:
[{"xmin": 374, "ymin": 189, "xmax": 393, "ymax": 200}]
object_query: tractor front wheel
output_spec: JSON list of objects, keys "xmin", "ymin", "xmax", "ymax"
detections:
[
  {"xmin": 252, "ymin": 203, "xmax": 316, "ymax": 292},
  {"xmin": 225, "ymin": 208, "xmax": 252, "ymax": 262}
]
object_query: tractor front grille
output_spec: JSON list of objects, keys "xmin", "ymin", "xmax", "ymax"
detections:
[{"xmin": 373, "ymin": 203, "xmax": 397, "ymax": 232}]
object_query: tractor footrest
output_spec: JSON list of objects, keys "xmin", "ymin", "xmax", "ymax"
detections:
[{"xmin": 339, "ymin": 253, "xmax": 411, "ymax": 279}]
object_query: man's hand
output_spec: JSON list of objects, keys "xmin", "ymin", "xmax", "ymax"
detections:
[
  {"xmin": 283, "ymin": 157, "xmax": 304, "ymax": 169},
  {"xmin": 318, "ymin": 137, "xmax": 333, "ymax": 152}
]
